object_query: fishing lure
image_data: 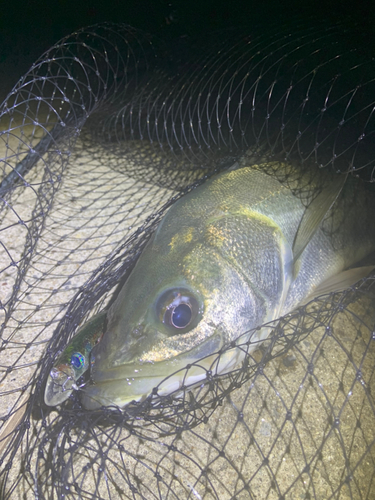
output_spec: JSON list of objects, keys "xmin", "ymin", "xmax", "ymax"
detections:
[{"xmin": 44, "ymin": 311, "xmax": 106, "ymax": 406}]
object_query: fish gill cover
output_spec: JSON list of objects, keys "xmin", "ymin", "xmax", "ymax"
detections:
[{"xmin": 0, "ymin": 18, "xmax": 374, "ymax": 499}]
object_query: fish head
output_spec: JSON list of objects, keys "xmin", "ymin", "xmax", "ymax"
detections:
[
  {"xmin": 81, "ymin": 221, "xmax": 271, "ymax": 409},
  {"xmin": 81, "ymin": 174, "xmax": 291, "ymax": 410}
]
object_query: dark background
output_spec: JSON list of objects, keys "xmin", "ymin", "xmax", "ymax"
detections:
[{"xmin": 1, "ymin": 0, "xmax": 374, "ymax": 100}]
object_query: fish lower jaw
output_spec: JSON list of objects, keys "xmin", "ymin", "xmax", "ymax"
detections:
[
  {"xmin": 81, "ymin": 374, "xmax": 196, "ymax": 410},
  {"xmin": 80, "ymin": 346, "xmax": 249, "ymax": 410}
]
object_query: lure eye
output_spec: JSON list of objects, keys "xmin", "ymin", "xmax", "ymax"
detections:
[
  {"xmin": 156, "ymin": 288, "xmax": 202, "ymax": 334},
  {"xmin": 70, "ymin": 352, "xmax": 85, "ymax": 369}
]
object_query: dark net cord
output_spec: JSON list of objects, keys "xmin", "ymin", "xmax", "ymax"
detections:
[{"xmin": 0, "ymin": 18, "xmax": 374, "ymax": 499}]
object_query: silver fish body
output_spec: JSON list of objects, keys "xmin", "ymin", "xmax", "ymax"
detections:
[{"xmin": 74, "ymin": 158, "xmax": 375, "ymax": 410}]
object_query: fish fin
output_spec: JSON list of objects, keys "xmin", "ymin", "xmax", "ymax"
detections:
[
  {"xmin": 292, "ymin": 173, "xmax": 347, "ymax": 264},
  {"xmin": 300, "ymin": 265, "xmax": 375, "ymax": 305}
]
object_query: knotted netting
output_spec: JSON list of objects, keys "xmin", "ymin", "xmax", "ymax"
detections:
[{"xmin": 0, "ymin": 18, "xmax": 374, "ymax": 499}]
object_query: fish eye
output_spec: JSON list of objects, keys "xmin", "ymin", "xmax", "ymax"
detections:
[
  {"xmin": 156, "ymin": 288, "xmax": 202, "ymax": 333},
  {"xmin": 167, "ymin": 303, "xmax": 192, "ymax": 328},
  {"xmin": 70, "ymin": 352, "xmax": 85, "ymax": 369}
]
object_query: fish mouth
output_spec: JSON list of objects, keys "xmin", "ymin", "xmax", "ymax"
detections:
[{"xmin": 80, "ymin": 345, "xmax": 247, "ymax": 410}]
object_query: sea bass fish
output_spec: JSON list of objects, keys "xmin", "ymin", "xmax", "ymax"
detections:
[{"xmin": 44, "ymin": 156, "xmax": 375, "ymax": 409}]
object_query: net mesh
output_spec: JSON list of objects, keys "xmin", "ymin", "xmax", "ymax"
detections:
[{"xmin": 0, "ymin": 18, "xmax": 374, "ymax": 499}]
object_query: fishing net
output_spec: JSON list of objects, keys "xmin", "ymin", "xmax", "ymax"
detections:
[{"xmin": 0, "ymin": 18, "xmax": 374, "ymax": 499}]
